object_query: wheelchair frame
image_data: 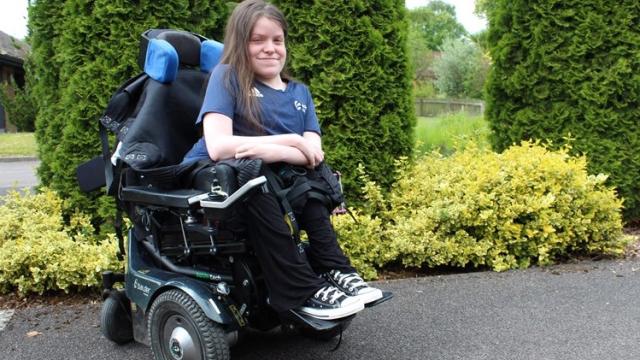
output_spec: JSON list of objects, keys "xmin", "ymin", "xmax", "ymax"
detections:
[{"xmin": 79, "ymin": 28, "xmax": 391, "ymax": 360}]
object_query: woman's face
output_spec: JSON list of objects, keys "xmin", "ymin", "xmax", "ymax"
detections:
[{"xmin": 248, "ymin": 16, "xmax": 287, "ymax": 85}]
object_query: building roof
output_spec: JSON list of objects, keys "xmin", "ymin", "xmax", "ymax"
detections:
[{"xmin": 0, "ymin": 30, "xmax": 30, "ymax": 66}]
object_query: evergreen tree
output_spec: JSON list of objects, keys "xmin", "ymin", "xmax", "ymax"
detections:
[
  {"xmin": 485, "ymin": 0, "xmax": 640, "ymax": 221},
  {"xmin": 27, "ymin": 0, "xmax": 65, "ymax": 183},
  {"xmin": 274, "ymin": 0, "xmax": 415, "ymax": 194},
  {"xmin": 27, "ymin": 0, "xmax": 229, "ymax": 226}
]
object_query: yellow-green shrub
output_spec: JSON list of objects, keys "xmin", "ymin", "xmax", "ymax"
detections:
[
  {"xmin": 0, "ymin": 189, "xmax": 122, "ymax": 295},
  {"xmin": 332, "ymin": 209, "xmax": 395, "ymax": 280},
  {"xmin": 335, "ymin": 141, "xmax": 626, "ymax": 275}
]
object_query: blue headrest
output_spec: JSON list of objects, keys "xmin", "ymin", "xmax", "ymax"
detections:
[
  {"xmin": 144, "ymin": 37, "xmax": 224, "ymax": 83},
  {"xmin": 144, "ymin": 39, "xmax": 179, "ymax": 83},
  {"xmin": 201, "ymin": 40, "xmax": 224, "ymax": 73}
]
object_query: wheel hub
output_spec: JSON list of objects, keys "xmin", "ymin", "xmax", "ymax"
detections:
[{"xmin": 168, "ymin": 326, "xmax": 196, "ymax": 360}]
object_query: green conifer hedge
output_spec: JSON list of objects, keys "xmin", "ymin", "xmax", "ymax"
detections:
[
  {"xmin": 274, "ymin": 0, "xmax": 415, "ymax": 194},
  {"xmin": 27, "ymin": 1, "xmax": 64, "ymax": 184},
  {"xmin": 29, "ymin": 0, "xmax": 414, "ymax": 219},
  {"xmin": 27, "ymin": 1, "xmax": 229, "ymax": 226},
  {"xmin": 485, "ymin": 0, "xmax": 640, "ymax": 222}
]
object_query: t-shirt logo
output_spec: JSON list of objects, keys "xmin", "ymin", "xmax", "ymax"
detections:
[
  {"xmin": 294, "ymin": 100, "xmax": 307, "ymax": 113},
  {"xmin": 251, "ymin": 87, "xmax": 264, "ymax": 97}
]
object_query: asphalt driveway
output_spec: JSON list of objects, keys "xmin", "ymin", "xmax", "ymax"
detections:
[
  {"xmin": 0, "ymin": 159, "xmax": 38, "ymax": 195},
  {"xmin": 1, "ymin": 257, "xmax": 638, "ymax": 360}
]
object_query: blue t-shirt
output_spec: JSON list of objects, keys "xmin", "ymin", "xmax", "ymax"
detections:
[{"xmin": 183, "ymin": 64, "xmax": 321, "ymax": 162}]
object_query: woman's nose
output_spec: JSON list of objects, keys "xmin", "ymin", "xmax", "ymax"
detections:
[{"xmin": 263, "ymin": 40, "xmax": 275, "ymax": 53}]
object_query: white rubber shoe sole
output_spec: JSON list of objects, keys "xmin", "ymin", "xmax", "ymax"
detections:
[
  {"xmin": 298, "ymin": 297, "xmax": 365, "ymax": 320},
  {"xmin": 353, "ymin": 287, "xmax": 384, "ymax": 305}
]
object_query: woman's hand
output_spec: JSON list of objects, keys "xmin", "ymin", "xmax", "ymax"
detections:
[
  {"xmin": 294, "ymin": 133, "xmax": 324, "ymax": 168},
  {"xmin": 306, "ymin": 139, "xmax": 324, "ymax": 167},
  {"xmin": 293, "ymin": 139, "xmax": 323, "ymax": 168}
]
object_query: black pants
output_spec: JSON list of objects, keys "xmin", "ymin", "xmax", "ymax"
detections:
[
  {"xmin": 246, "ymin": 192, "xmax": 355, "ymax": 312},
  {"xmin": 195, "ymin": 166, "xmax": 355, "ymax": 312}
]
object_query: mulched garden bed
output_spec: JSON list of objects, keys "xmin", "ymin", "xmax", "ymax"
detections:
[
  {"xmin": 0, "ymin": 290, "xmax": 101, "ymax": 310},
  {"xmin": 1, "ymin": 226, "xmax": 638, "ymax": 310}
]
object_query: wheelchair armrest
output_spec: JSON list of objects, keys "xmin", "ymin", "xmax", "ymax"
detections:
[
  {"xmin": 200, "ymin": 176, "xmax": 267, "ymax": 210},
  {"xmin": 120, "ymin": 186, "xmax": 208, "ymax": 208}
]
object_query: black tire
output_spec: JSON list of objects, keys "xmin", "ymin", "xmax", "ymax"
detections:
[
  {"xmin": 148, "ymin": 289, "xmax": 230, "ymax": 360},
  {"xmin": 100, "ymin": 290, "xmax": 134, "ymax": 344}
]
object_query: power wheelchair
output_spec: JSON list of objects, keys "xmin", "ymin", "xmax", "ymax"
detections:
[{"xmin": 77, "ymin": 29, "xmax": 391, "ymax": 360}]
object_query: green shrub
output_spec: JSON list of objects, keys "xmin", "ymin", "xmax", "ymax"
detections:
[
  {"xmin": 0, "ymin": 81, "xmax": 37, "ymax": 132},
  {"xmin": 332, "ymin": 209, "xmax": 393, "ymax": 280},
  {"xmin": 485, "ymin": 0, "xmax": 640, "ymax": 222},
  {"xmin": 334, "ymin": 141, "xmax": 627, "ymax": 277},
  {"xmin": 0, "ymin": 189, "xmax": 122, "ymax": 295},
  {"xmin": 413, "ymin": 82, "xmax": 437, "ymax": 99},
  {"xmin": 274, "ymin": 0, "xmax": 415, "ymax": 195}
]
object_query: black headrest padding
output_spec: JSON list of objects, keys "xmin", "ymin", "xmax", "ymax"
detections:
[{"xmin": 138, "ymin": 29, "xmax": 204, "ymax": 69}]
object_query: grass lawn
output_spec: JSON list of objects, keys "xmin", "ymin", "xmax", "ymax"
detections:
[
  {"xmin": 0, "ymin": 132, "xmax": 37, "ymax": 157},
  {"xmin": 415, "ymin": 113, "xmax": 490, "ymax": 155}
]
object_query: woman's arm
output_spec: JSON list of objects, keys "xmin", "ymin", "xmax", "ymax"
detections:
[
  {"xmin": 234, "ymin": 143, "xmax": 310, "ymax": 165},
  {"xmin": 203, "ymin": 112, "xmax": 316, "ymax": 166},
  {"xmin": 203, "ymin": 113, "xmax": 303, "ymax": 160}
]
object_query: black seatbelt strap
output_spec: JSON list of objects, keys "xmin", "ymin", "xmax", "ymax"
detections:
[
  {"xmin": 99, "ymin": 117, "xmax": 126, "ymax": 260},
  {"xmin": 98, "ymin": 122, "xmax": 115, "ymax": 194},
  {"xmin": 262, "ymin": 167, "xmax": 301, "ymax": 244},
  {"xmin": 114, "ymin": 207, "xmax": 125, "ymax": 261}
]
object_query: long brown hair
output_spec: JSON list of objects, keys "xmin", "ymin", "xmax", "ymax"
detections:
[{"xmin": 221, "ymin": 0, "xmax": 289, "ymax": 130}]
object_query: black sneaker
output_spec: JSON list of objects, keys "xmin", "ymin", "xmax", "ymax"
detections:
[
  {"xmin": 298, "ymin": 285, "xmax": 364, "ymax": 320},
  {"xmin": 324, "ymin": 270, "xmax": 383, "ymax": 305}
]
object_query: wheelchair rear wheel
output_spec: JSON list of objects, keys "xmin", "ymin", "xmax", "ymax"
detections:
[{"xmin": 148, "ymin": 289, "xmax": 230, "ymax": 360}]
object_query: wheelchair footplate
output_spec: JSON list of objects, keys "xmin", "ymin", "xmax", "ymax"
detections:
[
  {"xmin": 365, "ymin": 290, "xmax": 394, "ymax": 308},
  {"xmin": 284, "ymin": 309, "xmax": 355, "ymax": 332}
]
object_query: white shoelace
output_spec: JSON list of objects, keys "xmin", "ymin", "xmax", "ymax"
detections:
[
  {"xmin": 314, "ymin": 286, "xmax": 345, "ymax": 304},
  {"xmin": 332, "ymin": 271, "xmax": 366, "ymax": 292}
]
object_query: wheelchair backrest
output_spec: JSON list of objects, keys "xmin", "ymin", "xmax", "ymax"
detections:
[{"xmin": 104, "ymin": 29, "xmax": 223, "ymax": 171}]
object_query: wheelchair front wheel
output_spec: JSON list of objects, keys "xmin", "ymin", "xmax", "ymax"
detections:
[
  {"xmin": 148, "ymin": 289, "xmax": 230, "ymax": 360},
  {"xmin": 100, "ymin": 289, "xmax": 134, "ymax": 344}
]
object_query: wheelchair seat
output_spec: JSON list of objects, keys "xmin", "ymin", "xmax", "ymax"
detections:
[
  {"xmin": 80, "ymin": 28, "xmax": 271, "ymax": 265},
  {"xmin": 94, "ymin": 29, "xmax": 265, "ymax": 208}
]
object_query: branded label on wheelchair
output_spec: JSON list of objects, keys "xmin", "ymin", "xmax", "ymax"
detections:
[{"xmin": 133, "ymin": 278, "xmax": 151, "ymax": 297}]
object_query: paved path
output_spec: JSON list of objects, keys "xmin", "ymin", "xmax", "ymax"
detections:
[
  {"xmin": 1, "ymin": 258, "xmax": 638, "ymax": 360},
  {"xmin": 0, "ymin": 159, "xmax": 39, "ymax": 195}
]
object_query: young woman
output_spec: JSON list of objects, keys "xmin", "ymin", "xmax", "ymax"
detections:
[{"xmin": 184, "ymin": 0, "xmax": 382, "ymax": 320}]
